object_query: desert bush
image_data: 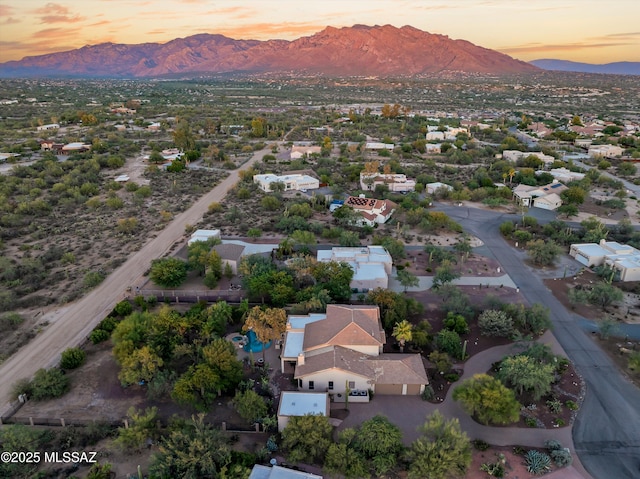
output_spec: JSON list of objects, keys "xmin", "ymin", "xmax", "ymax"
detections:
[
  {"xmin": 544, "ymin": 439, "xmax": 562, "ymax": 451},
  {"xmin": 478, "ymin": 310, "xmax": 514, "ymax": 337},
  {"xmin": 89, "ymin": 329, "xmax": 110, "ymax": 344},
  {"xmin": 60, "ymin": 347, "xmax": 86, "ymax": 369},
  {"xmin": 113, "ymin": 300, "xmax": 133, "ymax": 317},
  {"xmin": 472, "ymin": 439, "xmax": 490, "ymax": 451},
  {"xmin": 551, "ymin": 448, "xmax": 573, "ymax": 467},
  {"xmin": 30, "ymin": 368, "xmax": 70, "ymax": 400},
  {"xmin": 421, "ymin": 384, "xmax": 435, "ymax": 401},
  {"xmin": 435, "ymin": 329, "xmax": 463, "ymax": 358},
  {"xmin": 83, "ymin": 271, "xmax": 105, "ymax": 289},
  {"xmin": 443, "ymin": 312, "xmax": 469, "ymax": 335}
]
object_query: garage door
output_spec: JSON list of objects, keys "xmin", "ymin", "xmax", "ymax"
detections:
[
  {"xmin": 406, "ymin": 384, "xmax": 422, "ymax": 395},
  {"xmin": 375, "ymin": 384, "xmax": 403, "ymax": 395}
]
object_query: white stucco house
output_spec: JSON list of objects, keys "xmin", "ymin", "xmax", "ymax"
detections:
[
  {"xmin": 588, "ymin": 144, "xmax": 625, "ymax": 158},
  {"xmin": 290, "ymin": 146, "xmax": 322, "ymax": 159},
  {"xmin": 570, "ymin": 240, "xmax": 640, "ymax": 281},
  {"xmin": 360, "ymin": 172, "xmax": 416, "ymax": 193},
  {"xmin": 253, "ymin": 174, "xmax": 320, "ymax": 192},
  {"xmin": 280, "ymin": 305, "xmax": 429, "ymax": 400},
  {"xmin": 512, "ymin": 181, "xmax": 567, "ymax": 209},
  {"xmin": 502, "ymin": 150, "xmax": 556, "ymax": 166},
  {"xmin": 425, "ymin": 182, "xmax": 454, "ymax": 195},
  {"xmin": 317, "ymin": 246, "xmax": 393, "ymax": 292}
]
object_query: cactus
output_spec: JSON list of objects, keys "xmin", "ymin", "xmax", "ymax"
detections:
[{"xmin": 525, "ymin": 450, "xmax": 552, "ymax": 475}]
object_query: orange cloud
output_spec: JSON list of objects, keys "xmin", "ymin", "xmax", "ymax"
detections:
[
  {"xmin": 203, "ymin": 6, "xmax": 258, "ymax": 20},
  {"xmin": 213, "ymin": 22, "xmax": 327, "ymax": 40},
  {"xmin": 32, "ymin": 27, "xmax": 83, "ymax": 41},
  {"xmin": 32, "ymin": 3, "xmax": 84, "ymax": 24},
  {"xmin": 0, "ymin": 4, "xmax": 14, "ymax": 16},
  {"xmin": 501, "ymin": 42, "xmax": 632, "ymax": 54}
]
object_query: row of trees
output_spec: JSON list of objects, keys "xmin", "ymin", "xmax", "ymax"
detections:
[{"xmin": 281, "ymin": 411, "xmax": 471, "ymax": 479}]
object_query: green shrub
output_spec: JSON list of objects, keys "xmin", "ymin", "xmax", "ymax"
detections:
[
  {"xmin": 89, "ymin": 329, "xmax": 110, "ymax": 344},
  {"xmin": 83, "ymin": 271, "xmax": 105, "ymax": 289},
  {"xmin": 546, "ymin": 398, "xmax": 562, "ymax": 414},
  {"xmin": 435, "ymin": 329, "xmax": 463, "ymax": 358},
  {"xmin": 551, "ymin": 448, "xmax": 573, "ymax": 467},
  {"xmin": 11, "ymin": 377, "xmax": 33, "ymax": 400},
  {"xmin": 472, "ymin": 439, "xmax": 490, "ymax": 451},
  {"xmin": 565, "ymin": 400, "xmax": 579, "ymax": 410},
  {"xmin": 60, "ymin": 347, "xmax": 86, "ymax": 369},
  {"xmin": 421, "ymin": 385, "xmax": 434, "ymax": 401},
  {"xmin": 525, "ymin": 450, "xmax": 551, "ymax": 475},
  {"xmin": 544, "ymin": 439, "xmax": 562, "ymax": 451},
  {"xmin": 30, "ymin": 368, "xmax": 70, "ymax": 400},
  {"xmin": 97, "ymin": 317, "xmax": 117, "ymax": 333},
  {"xmin": 499, "ymin": 221, "xmax": 514, "ymax": 237},
  {"xmin": 113, "ymin": 300, "xmax": 133, "ymax": 317},
  {"xmin": 525, "ymin": 417, "xmax": 537, "ymax": 427},
  {"xmin": 513, "ymin": 230, "xmax": 532, "ymax": 243},
  {"xmin": 443, "ymin": 312, "xmax": 469, "ymax": 335}
]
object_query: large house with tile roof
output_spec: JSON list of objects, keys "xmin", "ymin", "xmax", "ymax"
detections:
[
  {"xmin": 280, "ymin": 305, "xmax": 429, "ymax": 401},
  {"xmin": 512, "ymin": 181, "xmax": 568, "ymax": 210}
]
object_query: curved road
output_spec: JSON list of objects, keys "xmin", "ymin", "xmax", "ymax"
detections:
[
  {"xmin": 435, "ymin": 204, "xmax": 640, "ymax": 479},
  {"xmin": 0, "ymin": 148, "xmax": 269, "ymax": 416}
]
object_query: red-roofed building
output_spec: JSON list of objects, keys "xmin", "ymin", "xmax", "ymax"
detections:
[{"xmin": 344, "ymin": 196, "xmax": 396, "ymax": 226}]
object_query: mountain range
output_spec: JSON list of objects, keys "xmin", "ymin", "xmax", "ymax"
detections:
[
  {"xmin": 530, "ymin": 59, "xmax": 640, "ymax": 76},
  {"xmin": 0, "ymin": 25, "xmax": 538, "ymax": 78}
]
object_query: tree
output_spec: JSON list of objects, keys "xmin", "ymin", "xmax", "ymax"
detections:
[
  {"xmin": 453, "ymin": 374, "xmax": 520, "ymax": 425},
  {"xmin": 150, "ymin": 414, "xmax": 234, "ymax": 479},
  {"xmin": 588, "ymin": 282, "xmax": 624, "ymax": 310},
  {"xmin": 172, "ymin": 120, "xmax": 195, "ymax": 152},
  {"xmin": 311, "ymin": 261, "xmax": 354, "ymax": 301},
  {"xmin": 396, "ymin": 269, "xmax": 419, "ymax": 292},
  {"xmin": 352, "ymin": 415, "xmax": 405, "ymax": 475},
  {"xmin": 453, "ymin": 235, "xmax": 473, "ymax": 262},
  {"xmin": 561, "ymin": 186, "xmax": 586, "ymax": 205},
  {"xmin": 115, "ymin": 407, "xmax": 159, "ymax": 453},
  {"xmin": 478, "ymin": 310, "xmax": 514, "ymax": 338},
  {"xmin": 497, "ymin": 355, "xmax": 556, "ymax": 400},
  {"xmin": 60, "ymin": 347, "xmax": 86, "ymax": 369},
  {"xmin": 373, "ymin": 236, "xmax": 406, "ymax": 262},
  {"xmin": 282, "ymin": 414, "xmax": 333, "ymax": 464},
  {"xmin": 232, "ymin": 389, "xmax": 268, "ymax": 424},
  {"xmin": 429, "ymin": 351, "xmax": 453, "ymax": 374},
  {"xmin": 432, "ymin": 260, "xmax": 460, "ymax": 289},
  {"xmin": 324, "ymin": 441, "xmax": 369, "ymax": 479},
  {"xmin": 392, "ymin": 319, "xmax": 413, "ymax": 352},
  {"xmin": 435, "ymin": 329, "xmax": 463, "ymax": 359},
  {"xmin": 118, "ymin": 345, "xmax": 164, "ymax": 386},
  {"xmin": 290, "ymin": 229, "xmax": 317, "ymax": 248},
  {"xmin": 527, "ymin": 239, "xmax": 562, "ymax": 266},
  {"xmin": 244, "ymin": 307, "xmax": 287, "ymax": 361},
  {"xmin": 172, "ymin": 363, "xmax": 220, "ymax": 411},
  {"xmin": 202, "ymin": 338, "xmax": 243, "ymax": 394},
  {"xmin": 150, "ymin": 257, "xmax": 188, "ymax": 288},
  {"xmin": 0, "ymin": 425, "xmax": 50, "ymax": 477},
  {"xmin": 188, "ymin": 239, "xmax": 221, "ymax": 276},
  {"xmin": 406, "ymin": 411, "xmax": 472, "ymax": 479}
]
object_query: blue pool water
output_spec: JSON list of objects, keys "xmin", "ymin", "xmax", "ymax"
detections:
[{"xmin": 243, "ymin": 329, "xmax": 271, "ymax": 353}]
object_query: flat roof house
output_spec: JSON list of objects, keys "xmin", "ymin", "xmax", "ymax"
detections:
[
  {"xmin": 188, "ymin": 229, "xmax": 221, "ymax": 245},
  {"xmin": 249, "ymin": 465, "xmax": 322, "ymax": 479},
  {"xmin": 317, "ymin": 246, "xmax": 392, "ymax": 292},
  {"xmin": 212, "ymin": 243, "xmax": 245, "ymax": 275},
  {"xmin": 360, "ymin": 172, "xmax": 416, "ymax": 193},
  {"xmin": 254, "ymin": 174, "xmax": 320, "ymax": 192},
  {"xmin": 277, "ymin": 391, "xmax": 329, "ymax": 432},
  {"xmin": 570, "ymin": 240, "xmax": 640, "ymax": 281}
]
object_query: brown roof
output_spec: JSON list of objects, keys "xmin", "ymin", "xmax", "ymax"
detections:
[
  {"xmin": 295, "ymin": 346, "xmax": 373, "ymax": 379},
  {"xmin": 212, "ymin": 243, "xmax": 245, "ymax": 261},
  {"xmin": 295, "ymin": 346, "xmax": 429, "ymax": 386},
  {"xmin": 302, "ymin": 305, "xmax": 384, "ymax": 351},
  {"xmin": 368, "ymin": 354, "xmax": 430, "ymax": 385}
]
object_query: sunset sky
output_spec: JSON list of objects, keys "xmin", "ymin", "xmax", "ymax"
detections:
[{"xmin": 1, "ymin": 0, "xmax": 639, "ymax": 64}]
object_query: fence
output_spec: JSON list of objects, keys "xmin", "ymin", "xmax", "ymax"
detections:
[
  {"xmin": 1, "ymin": 414, "xmax": 264, "ymax": 434},
  {"xmin": 139, "ymin": 289, "xmax": 242, "ymax": 304}
]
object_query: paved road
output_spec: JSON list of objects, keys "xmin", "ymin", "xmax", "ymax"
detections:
[
  {"xmin": 0, "ymin": 148, "xmax": 269, "ymax": 416},
  {"xmin": 435, "ymin": 204, "xmax": 640, "ymax": 479}
]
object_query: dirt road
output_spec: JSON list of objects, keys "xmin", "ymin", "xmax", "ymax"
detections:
[{"xmin": 0, "ymin": 149, "xmax": 268, "ymax": 416}]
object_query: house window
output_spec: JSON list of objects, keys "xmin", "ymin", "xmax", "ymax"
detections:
[
  {"xmin": 328, "ymin": 381, "xmax": 334, "ymax": 390},
  {"xmin": 348, "ymin": 381, "xmax": 355, "ymax": 389},
  {"xmin": 309, "ymin": 381, "xmax": 315, "ymax": 390}
]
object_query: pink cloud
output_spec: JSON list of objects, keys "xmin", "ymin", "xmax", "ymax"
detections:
[
  {"xmin": 32, "ymin": 3, "xmax": 84, "ymax": 24},
  {"xmin": 0, "ymin": 4, "xmax": 14, "ymax": 16},
  {"xmin": 501, "ymin": 42, "xmax": 632, "ymax": 54}
]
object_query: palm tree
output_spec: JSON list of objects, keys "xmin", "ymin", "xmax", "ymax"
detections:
[{"xmin": 392, "ymin": 320, "xmax": 413, "ymax": 353}]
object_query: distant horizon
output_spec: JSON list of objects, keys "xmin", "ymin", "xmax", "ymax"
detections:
[{"xmin": 1, "ymin": 1, "xmax": 639, "ymax": 64}]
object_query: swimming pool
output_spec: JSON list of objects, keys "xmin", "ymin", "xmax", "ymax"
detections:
[
  {"xmin": 231, "ymin": 335, "xmax": 244, "ymax": 342},
  {"xmin": 243, "ymin": 329, "xmax": 271, "ymax": 353}
]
